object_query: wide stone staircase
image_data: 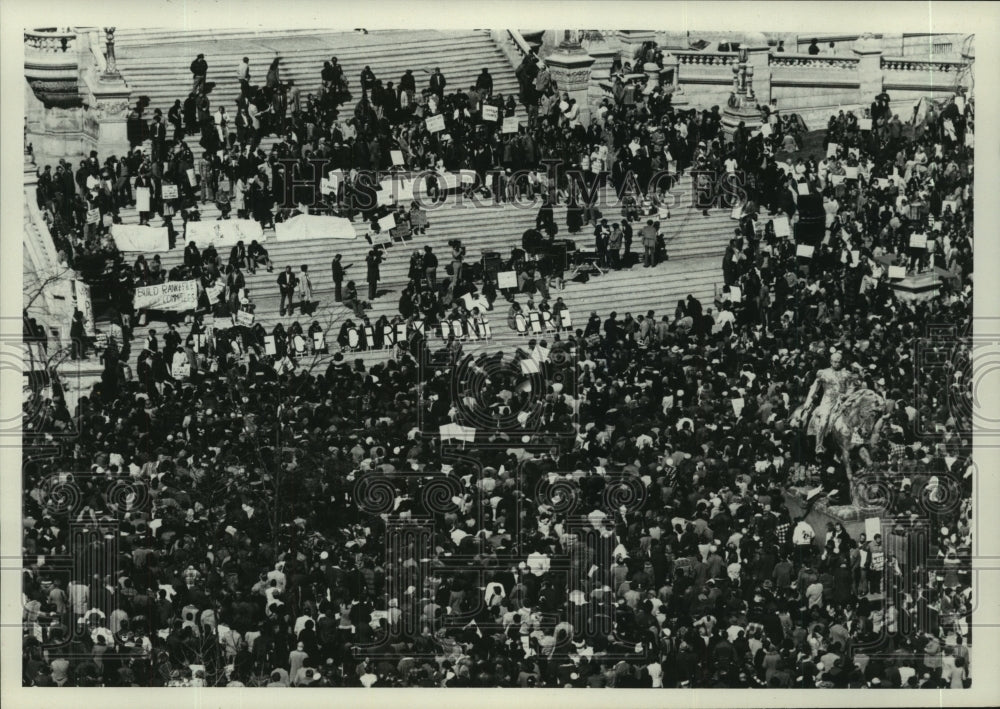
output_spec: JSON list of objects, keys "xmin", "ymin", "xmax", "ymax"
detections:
[
  {"xmin": 109, "ymin": 173, "xmax": 728, "ymax": 371},
  {"xmin": 91, "ymin": 28, "xmax": 732, "ymax": 371},
  {"xmin": 113, "ymin": 29, "xmax": 525, "ymax": 121}
]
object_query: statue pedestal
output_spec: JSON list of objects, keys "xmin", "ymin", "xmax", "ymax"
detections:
[
  {"xmin": 721, "ymin": 101, "xmax": 765, "ymax": 137},
  {"xmin": 86, "ymin": 73, "xmax": 132, "ymax": 160},
  {"xmin": 545, "ymin": 43, "xmax": 596, "ymax": 125},
  {"xmin": 891, "ymin": 271, "xmax": 944, "ymax": 303}
]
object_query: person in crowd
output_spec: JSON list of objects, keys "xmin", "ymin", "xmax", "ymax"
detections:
[{"xmin": 277, "ymin": 265, "xmax": 298, "ymax": 317}]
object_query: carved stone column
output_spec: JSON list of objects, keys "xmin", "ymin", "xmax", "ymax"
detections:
[
  {"xmin": 853, "ymin": 33, "xmax": 884, "ymax": 104},
  {"xmin": 545, "ymin": 41, "xmax": 596, "ymax": 125}
]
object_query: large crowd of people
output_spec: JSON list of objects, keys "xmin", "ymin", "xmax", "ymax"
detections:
[{"xmin": 22, "ymin": 34, "xmax": 975, "ymax": 689}]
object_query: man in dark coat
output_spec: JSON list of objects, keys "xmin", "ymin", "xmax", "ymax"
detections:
[{"xmin": 366, "ymin": 249, "xmax": 382, "ymax": 301}]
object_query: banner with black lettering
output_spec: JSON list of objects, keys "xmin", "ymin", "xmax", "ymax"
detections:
[{"xmin": 134, "ymin": 280, "xmax": 199, "ymax": 312}]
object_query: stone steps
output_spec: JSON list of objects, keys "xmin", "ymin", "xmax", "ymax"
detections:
[
  {"xmin": 114, "ymin": 30, "xmax": 524, "ymax": 121},
  {"xmin": 114, "ymin": 180, "xmax": 736, "ymax": 297}
]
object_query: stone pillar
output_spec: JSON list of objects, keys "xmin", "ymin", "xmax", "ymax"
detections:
[
  {"xmin": 87, "ymin": 76, "xmax": 132, "ymax": 160},
  {"xmin": 546, "ymin": 42, "xmax": 596, "ymax": 125},
  {"xmin": 746, "ymin": 45, "xmax": 772, "ymax": 107},
  {"xmin": 661, "ymin": 52, "xmax": 687, "ymax": 107},
  {"xmin": 853, "ymin": 33, "xmax": 884, "ymax": 104},
  {"xmin": 616, "ymin": 30, "xmax": 657, "ymax": 63}
]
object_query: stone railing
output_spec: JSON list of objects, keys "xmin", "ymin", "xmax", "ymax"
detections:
[
  {"xmin": 881, "ymin": 56, "xmax": 966, "ymax": 73},
  {"xmin": 769, "ymin": 53, "xmax": 859, "ymax": 70},
  {"xmin": 506, "ymin": 29, "xmax": 546, "ymax": 69},
  {"xmin": 674, "ymin": 50, "xmax": 739, "ymax": 66},
  {"xmin": 24, "ymin": 29, "xmax": 77, "ymax": 53}
]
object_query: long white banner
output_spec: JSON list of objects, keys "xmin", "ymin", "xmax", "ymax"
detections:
[
  {"xmin": 185, "ymin": 219, "xmax": 264, "ymax": 249},
  {"xmin": 134, "ymin": 280, "xmax": 199, "ymax": 312},
  {"xmin": 274, "ymin": 214, "xmax": 358, "ymax": 242},
  {"xmin": 111, "ymin": 224, "xmax": 170, "ymax": 253}
]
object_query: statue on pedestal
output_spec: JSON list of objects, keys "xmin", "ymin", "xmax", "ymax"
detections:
[{"xmin": 103, "ymin": 27, "xmax": 118, "ymax": 76}]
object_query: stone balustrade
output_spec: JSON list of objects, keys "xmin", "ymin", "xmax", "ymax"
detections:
[
  {"xmin": 674, "ymin": 50, "xmax": 739, "ymax": 66},
  {"xmin": 881, "ymin": 56, "xmax": 966, "ymax": 73},
  {"xmin": 769, "ymin": 52, "xmax": 860, "ymax": 70},
  {"xmin": 24, "ymin": 29, "xmax": 77, "ymax": 53}
]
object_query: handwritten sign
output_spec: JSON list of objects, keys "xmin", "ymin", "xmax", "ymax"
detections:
[
  {"xmin": 773, "ymin": 217, "xmax": 791, "ymax": 238},
  {"xmin": 162, "ymin": 184, "xmax": 179, "ymax": 200},
  {"xmin": 136, "ymin": 187, "xmax": 151, "ymax": 212},
  {"xmin": 86, "ymin": 208, "xmax": 100, "ymax": 225},
  {"xmin": 909, "ymin": 233, "xmax": 927, "ymax": 249},
  {"xmin": 830, "ymin": 174, "xmax": 845, "ymax": 186},
  {"xmin": 827, "ymin": 142, "xmax": 839, "ymax": 158},
  {"xmin": 796, "ymin": 182, "xmax": 810, "ymax": 196},
  {"xmin": 482, "ymin": 104, "xmax": 498, "ymax": 122},
  {"xmin": 502, "ymin": 116, "xmax": 520, "ymax": 134},
  {"xmin": 235, "ymin": 310, "xmax": 255, "ymax": 326},
  {"xmin": 889, "ymin": 265, "xmax": 906, "ymax": 279},
  {"xmin": 425, "ymin": 114, "xmax": 445, "ymax": 132},
  {"xmin": 378, "ymin": 214, "xmax": 397, "ymax": 232},
  {"xmin": 844, "ymin": 166, "xmax": 859, "ymax": 180},
  {"xmin": 859, "ymin": 118, "xmax": 872, "ymax": 131},
  {"xmin": 134, "ymin": 280, "xmax": 199, "ymax": 311},
  {"xmin": 497, "ymin": 271, "xmax": 518, "ymax": 289}
]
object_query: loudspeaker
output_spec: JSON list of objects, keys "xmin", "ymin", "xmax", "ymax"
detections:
[
  {"xmin": 548, "ymin": 241, "xmax": 570, "ymax": 271},
  {"xmin": 482, "ymin": 250, "xmax": 502, "ymax": 284}
]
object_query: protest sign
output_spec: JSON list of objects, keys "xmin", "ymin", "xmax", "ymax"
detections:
[
  {"xmin": 497, "ymin": 271, "xmax": 518, "ymax": 289},
  {"xmin": 111, "ymin": 224, "xmax": 170, "ymax": 252},
  {"xmin": 274, "ymin": 215, "xmax": 357, "ymax": 242},
  {"xmin": 186, "ymin": 219, "xmax": 264, "ymax": 249},
  {"xmin": 135, "ymin": 280, "xmax": 198, "ymax": 311},
  {"xmin": 481, "ymin": 104, "xmax": 498, "ymax": 122},
  {"xmin": 502, "ymin": 116, "xmax": 519, "ymax": 134},
  {"xmin": 796, "ymin": 244, "xmax": 814, "ymax": 259},
  {"xmin": 425, "ymin": 114, "xmax": 445, "ymax": 132}
]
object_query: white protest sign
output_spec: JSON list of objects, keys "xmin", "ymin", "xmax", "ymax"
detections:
[
  {"xmin": 378, "ymin": 214, "xmax": 397, "ymax": 232},
  {"xmin": 827, "ymin": 142, "xmax": 839, "ymax": 158},
  {"xmin": 391, "ymin": 150, "xmax": 405, "ymax": 166},
  {"xmin": 134, "ymin": 280, "xmax": 199, "ymax": 311},
  {"xmin": 186, "ymin": 219, "xmax": 264, "ymax": 249},
  {"xmin": 909, "ymin": 233, "xmax": 927, "ymax": 249},
  {"xmin": 502, "ymin": 116, "xmax": 519, "ymax": 134},
  {"xmin": 731, "ymin": 398, "xmax": 745, "ymax": 417},
  {"xmin": 796, "ymin": 244, "xmax": 814, "ymax": 259},
  {"xmin": 273, "ymin": 215, "xmax": 357, "ymax": 242},
  {"xmin": 482, "ymin": 104, "xmax": 499, "ymax": 122},
  {"xmin": 136, "ymin": 187, "xmax": 151, "ymax": 213},
  {"xmin": 859, "ymin": 118, "xmax": 872, "ymax": 131},
  {"xmin": 888, "ymin": 265, "xmax": 906, "ymax": 279},
  {"xmin": 830, "ymin": 174, "xmax": 845, "ymax": 186},
  {"xmin": 111, "ymin": 224, "xmax": 170, "ymax": 252},
  {"xmin": 844, "ymin": 166, "xmax": 859, "ymax": 180},
  {"xmin": 796, "ymin": 182, "xmax": 810, "ymax": 196},
  {"xmin": 425, "ymin": 114, "xmax": 445, "ymax": 132},
  {"xmin": 773, "ymin": 217, "xmax": 791, "ymax": 238},
  {"xmin": 728, "ymin": 286, "xmax": 742, "ymax": 303},
  {"xmin": 161, "ymin": 184, "xmax": 179, "ymax": 200},
  {"xmin": 497, "ymin": 271, "xmax": 518, "ymax": 289},
  {"xmin": 73, "ymin": 280, "xmax": 96, "ymax": 336},
  {"xmin": 235, "ymin": 310, "xmax": 255, "ymax": 326},
  {"xmin": 86, "ymin": 208, "xmax": 100, "ymax": 225},
  {"xmin": 186, "ymin": 168, "xmax": 197, "ymax": 186}
]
